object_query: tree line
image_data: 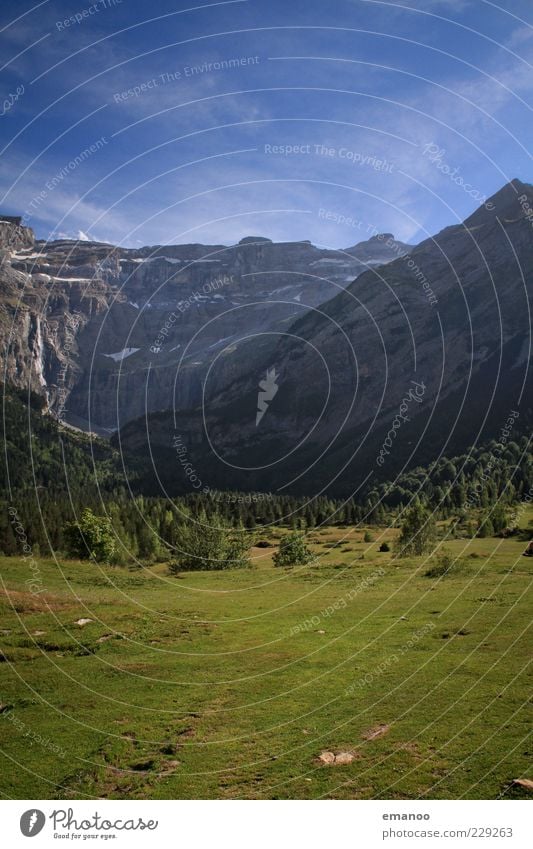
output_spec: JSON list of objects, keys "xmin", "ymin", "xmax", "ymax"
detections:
[{"xmin": 1, "ymin": 384, "xmax": 531, "ymax": 560}]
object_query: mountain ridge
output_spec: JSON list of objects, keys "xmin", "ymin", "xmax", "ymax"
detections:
[
  {"xmin": 0, "ymin": 220, "xmax": 411, "ymax": 432},
  {"xmin": 114, "ymin": 179, "xmax": 533, "ymax": 495}
]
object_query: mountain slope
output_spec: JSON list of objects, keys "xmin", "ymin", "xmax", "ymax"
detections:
[{"xmin": 116, "ymin": 180, "xmax": 533, "ymax": 496}]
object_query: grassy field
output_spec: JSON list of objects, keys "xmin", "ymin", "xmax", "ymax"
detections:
[{"xmin": 0, "ymin": 520, "xmax": 531, "ymax": 800}]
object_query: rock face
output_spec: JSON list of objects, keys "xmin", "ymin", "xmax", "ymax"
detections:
[
  {"xmin": 0, "ymin": 226, "xmax": 410, "ymax": 433},
  {"xmin": 116, "ymin": 180, "xmax": 533, "ymax": 496},
  {"xmin": 0, "ymin": 219, "xmax": 34, "ymax": 250}
]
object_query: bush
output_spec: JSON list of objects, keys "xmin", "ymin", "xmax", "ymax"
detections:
[
  {"xmin": 64, "ymin": 508, "xmax": 116, "ymax": 563},
  {"xmin": 364, "ymin": 531, "xmax": 374, "ymax": 543},
  {"xmin": 273, "ymin": 532, "xmax": 313, "ymax": 567},
  {"xmin": 170, "ymin": 512, "xmax": 252, "ymax": 573},
  {"xmin": 256, "ymin": 540, "xmax": 273, "ymax": 548},
  {"xmin": 379, "ymin": 542, "xmax": 391, "ymax": 552},
  {"xmin": 396, "ymin": 502, "xmax": 436, "ymax": 557},
  {"xmin": 425, "ymin": 549, "xmax": 464, "ymax": 578}
]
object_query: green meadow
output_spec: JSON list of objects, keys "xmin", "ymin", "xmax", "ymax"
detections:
[{"xmin": 0, "ymin": 521, "xmax": 531, "ymax": 800}]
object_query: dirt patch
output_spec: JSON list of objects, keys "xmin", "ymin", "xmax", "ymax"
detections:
[
  {"xmin": 176, "ymin": 726, "xmax": 195, "ymax": 739},
  {"xmin": 0, "ymin": 588, "xmax": 70, "ymax": 613},
  {"xmin": 157, "ymin": 759, "xmax": 181, "ymax": 775},
  {"xmin": 362, "ymin": 723, "xmax": 390, "ymax": 741}
]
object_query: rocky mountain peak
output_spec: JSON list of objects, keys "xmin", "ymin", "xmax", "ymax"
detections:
[{"xmin": 465, "ymin": 178, "xmax": 533, "ymax": 226}]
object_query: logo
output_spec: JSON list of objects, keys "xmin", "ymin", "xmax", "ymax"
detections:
[
  {"xmin": 20, "ymin": 810, "xmax": 46, "ymax": 837},
  {"xmin": 256, "ymin": 367, "xmax": 279, "ymax": 426}
]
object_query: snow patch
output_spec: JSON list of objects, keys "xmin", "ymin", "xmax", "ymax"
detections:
[
  {"xmin": 102, "ymin": 347, "xmax": 140, "ymax": 362},
  {"xmin": 49, "ymin": 276, "xmax": 95, "ymax": 282},
  {"xmin": 310, "ymin": 258, "xmax": 352, "ymax": 267}
]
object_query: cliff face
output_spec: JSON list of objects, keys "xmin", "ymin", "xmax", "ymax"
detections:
[
  {"xmin": 0, "ymin": 227, "xmax": 409, "ymax": 432},
  {"xmin": 0, "ymin": 219, "xmax": 34, "ymax": 250},
  {"xmin": 116, "ymin": 180, "xmax": 533, "ymax": 495},
  {"xmin": 0, "ymin": 233, "xmax": 117, "ymax": 419}
]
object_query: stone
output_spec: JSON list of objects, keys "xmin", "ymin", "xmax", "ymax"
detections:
[
  {"xmin": 335, "ymin": 751, "xmax": 356, "ymax": 765},
  {"xmin": 512, "ymin": 778, "xmax": 533, "ymax": 791}
]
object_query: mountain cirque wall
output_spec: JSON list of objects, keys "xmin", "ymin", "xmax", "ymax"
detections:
[
  {"xmin": 116, "ymin": 180, "xmax": 533, "ymax": 495},
  {"xmin": 0, "ymin": 224, "xmax": 409, "ymax": 432}
]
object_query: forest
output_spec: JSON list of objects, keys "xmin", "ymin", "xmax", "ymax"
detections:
[{"xmin": 1, "ymin": 384, "xmax": 531, "ymax": 561}]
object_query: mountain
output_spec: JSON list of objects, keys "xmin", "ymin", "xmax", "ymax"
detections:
[
  {"xmin": 0, "ymin": 223, "xmax": 410, "ymax": 434},
  {"xmin": 115, "ymin": 180, "xmax": 533, "ymax": 496},
  {"xmin": 0, "ymin": 382, "xmax": 141, "ymax": 499}
]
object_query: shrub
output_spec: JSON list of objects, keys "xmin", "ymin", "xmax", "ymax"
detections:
[
  {"xmin": 364, "ymin": 531, "xmax": 374, "ymax": 543},
  {"xmin": 424, "ymin": 549, "xmax": 464, "ymax": 578},
  {"xmin": 379, "ymin": 542, "xmax": 391, "ymax": 552},
  {"xmin": 255, "ymin": 540, "xmax": 273, "ymax": 548},
  {"xmin": 64, "ymin": 508, "xmax": 116, "ymax": 563},
  {"xmin": 170, "ymin": 512, "xmax": 252, "ymax": 573},
  {"xmin": 273, "ymin": 532, "xmax": 313, "ymax": 567}
]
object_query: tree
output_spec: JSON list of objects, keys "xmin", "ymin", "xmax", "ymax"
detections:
[
  {"xmin": 491, "ymin": 504, "xmax": 508, "ymax": 535},
  {"xmin": 364, "ymin": 530, "xmax": 374, "ymax": 542},
  {"xmin": 64, "ymin": 508, "xmax": 116, "ymax": 563},
  {"xmin": 396, "ymin": 502, "xmax": 436, "ymax": 557},
  {"xmin": 477, "ymin": 516, "xmax": 495, "ymax": 538},
  {"xmin": 170, "ymin": 512, "xmax": 251, "ymax": 572},
  {"xmin": 273, "ymin": 532, "xmax": 313, "ymax": 567}
]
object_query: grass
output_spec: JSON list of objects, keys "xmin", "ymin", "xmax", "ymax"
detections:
[{"xmin": 0, "ymin": 519, "xmax": 531, "ymax": 800}]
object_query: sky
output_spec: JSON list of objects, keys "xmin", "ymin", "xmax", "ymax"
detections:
[{"xmin": 0, "ymin": 0, "xmax": 532, "ymax": 249}]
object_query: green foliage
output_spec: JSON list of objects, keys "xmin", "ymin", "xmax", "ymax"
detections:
[
  {"xmin": 1, "ymin": 383, "xmax": 532, "ymax": 562},
  {"xmin": 424, "ymin": 549, "xmax": 465, "ymax": 578},
  {"xmin": 273, "ymin": 531, "xmax": 313, "ymax": 567},
  {"xmin": 170, "ymin": 512, "xmax": 252, "ymax": 573},
  {"xmin": 477, "ymin": 516, "xmax": 495, "ymax": 538},
  {"xmin": 396, "ymin": 502, "xmax": 437, "ymax": 557},
  {"xmin": 364, "ymin": 530, "xmax": 374, "ymax": 542},
  {"xmin": 64, "ymin": 508, "xmax": 117, "ymax": 563},
  {"xmin": 0, "ymin": 384, "xmax": 142, "ymax": 500}
]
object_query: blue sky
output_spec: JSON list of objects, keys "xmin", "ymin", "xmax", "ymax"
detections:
[{"xmin": 1, "ymin": 0, "xmax": 532, "ymax": 248}]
